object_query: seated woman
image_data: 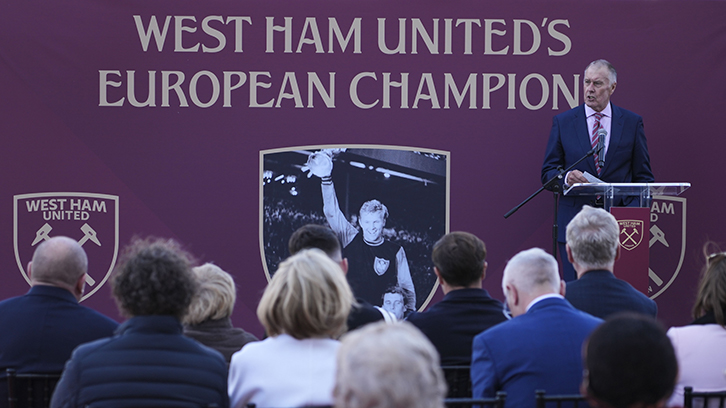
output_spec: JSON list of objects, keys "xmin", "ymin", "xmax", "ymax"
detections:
[
  {"xmin": 51, "ymin": 237, "xmax": 228, "ymax": 408},
  {"xmin": 183, "ymin": 263, "xmax": 258, "ymax": 363},
  {"xmin": 228, "ymin": 248, "xmax": 354, "ymax": 408},
  {"xmin": 667, "ymin": 246, "xmax": 726, "ymax": 406}
]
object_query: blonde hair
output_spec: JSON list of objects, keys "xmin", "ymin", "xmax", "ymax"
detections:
[
  {"xmin": 257, "ymin": 248, "xmax": 354, "ymax": 339},
  {"xmin": 183, "ymin": 263, "xmax": 236, "ymax": 326},
  {"xmin": 334, "ymin": 321, "xmax": 446, "ymax": 408}
]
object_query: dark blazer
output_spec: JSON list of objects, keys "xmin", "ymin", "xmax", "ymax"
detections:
[
  {"xmin": 471, "ymin": 297, "xmax": 602, "ymax": 408},
  {"xmin": 541, "ymin": 103, "xmax": 654, "ymax": 242},
  {"xmin": 565, "ymin": 269, "xmax": 657, "ymax": 319},
  {"xmin": 407, "ymin": 288, "xmax": 507, "ymax": 365},
  {"xmin": 348, "ymin": 297, "xmax": 387, "ymax": 331},
  {"xmin": 51, "ymin": 315, "xmax": 229, "ymax": 408},
  {"xmin": 0, "ymin": 286, "xmax": 118, "ymax": 404}
]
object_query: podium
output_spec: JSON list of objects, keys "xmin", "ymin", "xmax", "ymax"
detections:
[{"xmin": 563, "ymin": 183, "xmax": 690, "ymax": 295}]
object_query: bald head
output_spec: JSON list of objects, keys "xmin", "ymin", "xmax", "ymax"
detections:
[
  {"xmin": 502, "ymin": 248, "xmax": 563, "ymax": 317},
  {"xmin": 30, "ymin": 236, "xmax": 88, "ymax": 295}
]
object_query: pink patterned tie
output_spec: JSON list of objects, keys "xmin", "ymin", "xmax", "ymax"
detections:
[{"xmin": 591, "ymin": 112, "xmax": 604, "ymax": 175}]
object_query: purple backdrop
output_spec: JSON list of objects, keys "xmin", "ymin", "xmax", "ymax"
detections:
[{"xmin": 1, "ymin": 0, "xmax": 725, "ymax": 336}]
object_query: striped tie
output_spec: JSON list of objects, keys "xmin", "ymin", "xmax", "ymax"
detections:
[{"xmin": 591, "ymin": 112, "xmax": 604, "ymax": 175}]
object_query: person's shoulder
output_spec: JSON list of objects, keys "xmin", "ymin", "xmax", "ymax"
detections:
[
  {"xmin": 474, "ymin": 315, "xmax": 515, "ymax": 341},
  {"xmin": 67, "ymin": 335, "xmax": 116, "ymax": 361},
  {"xmin": 0, "ymin": 294, "xmax": 25, "ymax": 310},
  {"xmin": 611, "ymin": 104, "xmax": 643, "ymax": 120},
  {"xmin": 381, "ymin": 239, "xmax": 403, "ymax": 250},
  {"xmin": 612, "ymin": 277, "xmax": 655, "ymax": 302},
  {"xmin": 348, "ymin": 300, "xmax": 386, "ymax": 331},
  {"xmin": 566, "ymin": 271, "xmax": 607, "ymax": 292},
  {"xmin": 667, "ymin": 323, "xmax": 726, "ymax": 347},
  {"xmin": 544, "ymin": 297, "xmax": 602, "ymax": 325},
  {"xmin": 554, "ymin": 104, "xmax": 585, "ymax": 120},
  {"xmin": 77, "ymin": 304, "xmax": 119, "ymax": 324},
  {"xmin": 570, "ymin": 307, "xmax": 604, "ymax": 327}
]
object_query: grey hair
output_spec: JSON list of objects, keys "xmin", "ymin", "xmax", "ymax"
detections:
[
  {"xmin": 183, "ymin": 263, "xmax": 237, "ymax": 326},
  {"xmin": 566, "ymin": 206, "xmax": 619, "ymax": 270},
  {"xmin": 586, "ymin": 59, "xmax": 617, "ymax": 85},
  {"xmin": 502, "ymin": 248, "xmax": 560, "ymax": 295},
  {"xmin": 334, "ymin": 321, "xmax": 446, "ymax": 408}
]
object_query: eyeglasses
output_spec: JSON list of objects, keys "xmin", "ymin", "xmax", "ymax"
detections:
[
  {"xmin": 707, "ymin": 252, "xmax": 726, "ymax": 264},
  {"xmin": 502, "ymin": 302, "xmax": 512, "ymax": 321}
]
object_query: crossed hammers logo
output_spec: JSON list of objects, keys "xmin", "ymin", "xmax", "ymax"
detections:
[
  {"xmin": 30, "ymin": 223, "xmax": 101, "ymax": 285},
  {"xmin": 620, "ymin": 227, "xmax": 640, "ymax": 248}
]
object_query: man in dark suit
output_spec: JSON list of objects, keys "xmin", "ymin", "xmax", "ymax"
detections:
[
  {"xmin": 471, "ymin": 248, "xmax": 602, "ymax": 408},
  {"xmin": 565, "ymin": 206, "xmax": 657, "ymax": 319},
  {"xmin": 407, "ymin": 231, "xmax": 506, "ymax": 366},
  {"xmin": 0, "ymin": 236, "xmax": 118, "ymax": 403},
  {"xmin": 288, "ymin": 224, "xmax": 394, "ymax": 331},
  {"xmin": 541, "ymin": 59, "xmax": 654, "ymax": 281}
]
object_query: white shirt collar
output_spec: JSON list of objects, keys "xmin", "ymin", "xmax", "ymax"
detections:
[
  {"xmin": 585, "ymin": 102, "xmax": 612, "ymax": 118},
  {"xmin": 525, "ymin": 293, "xmax": 564, "ymax": 312}
]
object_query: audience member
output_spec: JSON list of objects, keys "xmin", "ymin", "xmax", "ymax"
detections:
[
  {"xmin": 228, "ymin": 249, "xmax": 354, "ymax": 408},
  {"xmin": 334, "ymin": 321, "xmax": 446, "ymax": 408},
  {"xmin": 584, "ymin": 313, "xmax": 677, "ymax": 408},
  {"xmin": 471, "ymin": 248, "xmax": 602, "ymax": 408},
  {"xmin": 565, "ymin": 206, "xmax": 657, "ymax": 319},
  {"xmin": 666, "ymin": 246, "xmax": 726, "ymax": 407},
  {"xmin": 289, "ymin": 224, "xmax": 395, "ymax": 330},
  {"xmin": 183, "ymin": 262, "xmax": 258, "ymax": 363},
  {"xmin": 407, "ymin": 231, "xmax": 507, "ymax": 365},
  {"xmin": 0, "ymin": 237, "xmax": 118, "ymax": 404},
  {"xmin": 50, "ymin": 237, "xmax": 228, "ymax": 408}
]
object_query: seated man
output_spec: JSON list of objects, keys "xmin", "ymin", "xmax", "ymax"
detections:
[
  {"xmin": 565, "ymin": 205, "xmax": 657, "ymax": 319},
  {"xmin": 0, "ymin": 237, "xmax": 118, "ymax": 404},
  {"xmin": 407, "ymin": 231, "xmax": 507, "ymax": 365},
  {"xmin": 334, "ymin": 321, "xmax": 447, "ymax": 408},
  {"xmin": 583, "ymin": 313, "xmax": 678, "ymax": 408},
  {"xmin": 471, "ymin": 248, "xmax": 602, "ymax": 408},
  {"xmin": 51, "ymin": 238, "xmax": 228, "ymax": 408},
  {"xmin": 289, "ymin": 224, "xmax": 395, "ymax": 331}
]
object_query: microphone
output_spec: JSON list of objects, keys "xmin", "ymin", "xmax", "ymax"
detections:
[{"xmin": 596, "ymin": 128, "xmax": 607, "ymax": 168}]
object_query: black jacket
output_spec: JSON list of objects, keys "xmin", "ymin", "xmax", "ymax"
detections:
[{"xmin": 407, "ymin": 288, "xmax": 507, "ymax": 365}]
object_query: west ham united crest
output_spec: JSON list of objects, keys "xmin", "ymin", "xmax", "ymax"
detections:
[
  {"xmin": 14, "ymin": 192, "xmax": 119, "ymax": 301},
  {"xmin": 648, "ymin": 196, "xmax": 686, "ymax": 299},
  {"xmin": 618, "ymin": 220, "xmax": 644, "ymax": 251}
]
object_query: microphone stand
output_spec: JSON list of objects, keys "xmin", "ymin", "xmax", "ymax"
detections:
[{"xmin": 504, "ymin": 146, "xmax": 601, "ymax": 256}]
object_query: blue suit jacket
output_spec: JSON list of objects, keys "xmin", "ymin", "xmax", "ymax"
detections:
[
  {"xmin": 541, "ymin": 103, "xmax": 654, "ymax": 242},
  {"xmin": 565, "ymin": 270, "xmax": 657, "ymax": 319},
  {"xmin": 471, "ymin": 297, "xmax": 602, "ymax": 408},
  {"xmin": 0, "ymin": 286, "xmax": 118, "ymax": 402},
  {"xmin": 407, "ymin": 288, "xmax": 507, "ymax": 365}
]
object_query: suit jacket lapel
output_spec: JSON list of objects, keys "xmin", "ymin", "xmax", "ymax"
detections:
[
  {"xmin": 604, "ymin": 104, "xmax": 624, "ymax": 178},
  {"xmin": 574, "ymin": 105, "xmax": 598, "ymax": 175}
]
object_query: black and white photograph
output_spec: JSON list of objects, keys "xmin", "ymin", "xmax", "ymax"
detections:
[{"xmin": 260, "ymin": 146, "xmax": 449, "ymax": 312}]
